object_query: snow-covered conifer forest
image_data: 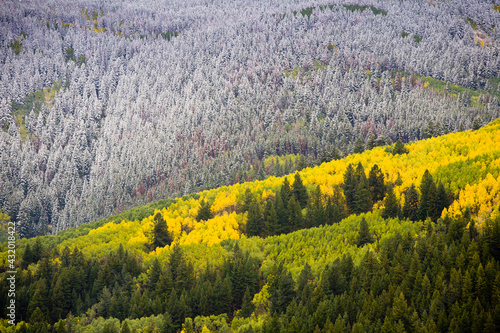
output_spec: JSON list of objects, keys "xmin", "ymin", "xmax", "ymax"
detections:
[{"xmin": 1, "ymin": 0, "xmax": 499, "ymax": 237}]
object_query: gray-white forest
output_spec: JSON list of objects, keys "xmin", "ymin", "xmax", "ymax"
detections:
[{"xmin": 1, "ymin": 0, "xmax": 499, "ymax": 237}]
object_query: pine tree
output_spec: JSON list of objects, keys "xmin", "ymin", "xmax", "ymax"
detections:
[
  {"xmin": 291, "ymin": 172, "xmax": 308, "ymax": 209},
  {"xmin": 368, "ymin": 164, "xmax": 385, "ymax": 203},
  {"xmin": 382, "ymin": 184, "xmax": 400, "ymax": 219},
  {"xmin": 403, "ymin": 184, "xmax": 419, "ymax": 221},
  {"xmin": 152, "ymin": 212, "xmax": 173, "ymax": 249},
  {"xmin": 343, "ymin": 163, "xmax": 356, "ymax": 213},
  {"xmin": 287, "ymin": 195, "xmax": 303, "ymax": 233},
  {"xmin": 353, "ymin": 170, "xmax": 372, "ymax": 214},
  {"xmin": 356, "ymin": 218, "xmax": 374, "ymax": 247},
  {"xmin": 263, "ymin": 200, "xmax": 279, "ymax": 236},
  {"xmin": 241, "ymin": 189, "xmax": 254, "ymax": 213},
  {"xmin": 353, "ymin": 137, "xmax": 365, "ymax": 154},
  {"xmin": 246, "ymin": 201, "xmax": 264, "ymax": 237},
  {"xmin": 196, "ymin": 200, "xmax": 214, "ymax": 221},
  {"xmin": 275, "ymin": 192, "xmax": 289, "ymax": 235},
  {"xmin": 306, "ymin": 185, "xmax": 325, "ymax": 228},
  {"xmin": 392, "ymin": 139, "xmax": 408, "ymax": 155},
  {"xmin": 240, "ymin": 287, "xmax": 255, "ymax": 318},
  {"xmin": 280, "ymin": 177, "xmax": 291, "ymax": 209},
  {"xmin": 418, "ymin": 170, "xmax": 438, "ymax": 221}
]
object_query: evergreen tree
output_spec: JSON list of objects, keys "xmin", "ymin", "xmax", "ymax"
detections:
[
  {"xmin": 392, "ymin": 139, "xmax": 408, "ymax": 155},
  {"xmin": 280, "ymin": 178, "xmax": 291, "ymax": 209},
  {"xmin": 353, "ymin": 137, "xmax": 365, "ymax": 154},
  {"xmin": 152, "ymin": 213, "xmax": 173, "ymax": 249},
  {"xmin": 368, "ymin": 164, "xmax": 385, "ymax": 203},
  {"xmin": 287, "ymin": 195, "xmax": 303, "ymax": 233},
  {"xmin": 291, "ymin": 172, "xmax": 308, "ymax": 209},
  {"xmin": 325, "ymin": 191, "xmax": 346, "ymax": 225},
  {"xmin": 263, "ymin": 200, "xmax": 279, "ymax": 236},
  {"xmin": 356, "ymin": 218, "xmax": 374, "ymax": 247},
  {"xmin": 418, "ymin": 170, "xmax": 438, "ymax": 221},
  {"xmin": 239, "ymin": 287, "xmax": 255, "ymax": 318},
  {"xmin": 382, "ymin": 184, "xmax": 400, "ymax": 219},
  {"xmin": 274, "ymin": 193, "xmax": 289, "ymax": 235},
  {"xmin": 353, "ymin": 166, "xmax": 372, "ymax": 214},
  {"xmin": 403, "ymin": 184, "xmax": 419, "ymax": 221},
  {"xmin": 196, "ymin": 200, "xmax": 214, "ymax": 221},
  {"xmin": 246, "ymin": 201, "xmax": 264, "ymax": 237},
  {"xmin": 436, "ymin": 182, "xmax": 450, "ymax": 216},
  {"xmin": 343, "ymin": 163, "xmax": 356, "ymax": 213},
  {"xmin": 305, "ymin": 185, "xmax": 325, "ymax": 228},
  {"xmin": 241, "ymin": 189, "xmax": 254, "ymax": 213}
]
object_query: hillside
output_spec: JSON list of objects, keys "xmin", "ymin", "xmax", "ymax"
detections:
[
  {"xmin": 2, "ymin": 0, "xmax": 500, "ymax": 238},
  {"xmin": 1, "ymin": 119, "xmax": 500, "ymax": 332}
]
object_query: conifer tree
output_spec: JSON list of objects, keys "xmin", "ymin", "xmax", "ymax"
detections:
[
  {"xmin": 392, "ymin": 139, "xmax": 408, "ymax": 155},
  {"xmin": 240, "ymin": 287, "xmax": 255, "ymax": 318},
  {"xmin": 275, "ymin": 192, "xmax": 289, "ymax": 235},
  {"xmin": 353, "ymin": 137, "xmax": 365, "ymax": 154},
  {"xmin": 343, "ymin": 163, "xmax": 356, "ymax": 212},
  {"xmin": 418, "ymin": 170, "xmax": 438, "ymax": 221},
  {"xmin": 306, "ymin": 185, "xmax": 325, "ymax": 228},
  {"xmin": 382, "ymin": 184, "xmax": 400, "ymax": 219},
  {"xmin": 246, "ymin": 201, "xmax": 264, "ymax": 237},
  {"xmin": 263, "ymin": 200, "xmax": 279, "ymax": 236},
  {"xmin": 368, "ymin": 164, "xmax": 385, "ymax": 203},
  {"xmin": 403, "ymin": 184, "xmax": 419, "ymax": 221},
  {"xmin": 280, "ymin": 177, "xmax": 291, "ymax": 209},
  {"xmin": 152, "ymin": 213, "xmax": 173, "ymax": 249},
  {"xmin": 196, "ymin": 200, "xmax": 214, "ymax": 222},
  {"xmin": 291, "ymin": 172, "xmax": 308, "ymax": 209},
  {"xmin": 353, "ymin": 166, "xmax": 372, "ymax": 214},
  {"xmin": 287, "ymin": 195, "xmax": 303, "ymax": 233},
  {"xmin": 356, "ymin": 217, "xmax": 374, "ymax": 247}
]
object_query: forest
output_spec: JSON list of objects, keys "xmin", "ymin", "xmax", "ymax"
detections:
[
  {"xmin": 1, "ymin": 117, "xmax": 500, "ymax": 332},
  {"xmin": 2, "ymin": 0, "xmax": 500, "ymax": 331},
  {"xmin": 1, "ymin": 0, "xmax": 500, "ymax": 236}
]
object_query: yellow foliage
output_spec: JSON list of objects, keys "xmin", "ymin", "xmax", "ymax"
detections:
[{"xmin": 424, "ymin": 82, "xmax": 429, "ymax": 88}]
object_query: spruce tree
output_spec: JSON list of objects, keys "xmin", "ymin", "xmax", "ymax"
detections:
[
  {"xmin": 196, "ymin": 200, "xmax": 214, "ymax": 221},
  {"xmin": 152, "ymin": 213, "xmax": 173, "ymax": 249},
  {"xmin": 393, "ymin": 139, "xmax": 408, "ymax": 155},
  {"xmin": 287, "ymin": 195, "xmax": 303, "ymax": 233},
  {"xmin": 240, "ymin": 287, "xmax": 255, "ymax": 318},
  {"xmin": 306, "ymin": 185, "xmax": 325, "ymax": 228},
  {"xmin": 382, "ymin": 184, "xmax": 400, "ymax": 219},
  {"xmin": 368, "ymin": 164, "xmax": 385, "ymax": 202},
  {"xmin": 356, "ymin": 217, "xmax": 374, "ymax": 247},
  {"xmin": 353, "ymin": 165, "xmax": 372, "ymax": 214},
  {"xmin": 343, "ymin": 163, "xmax": 356, "ymax": 213},
  {"xmin": 353, "ymin": 137, "xmax": 365, "ymax": 154},
  {"xmin": 263, "ymin": 200, "xmax": 279, "ymax": 236},
  {"xmin": 418, "ymin": 170, "xmax": 437, "ymax": 221},
  {"xmin": 291, "ymin": 172, "xmax": 308, "ymax": 209},
  {"xmin": 246, "ymin": 201, "xmax": 264, "ymax": 237},
  {"xmin": 403, "ymin": 184, "xmax": 419, "ymax": 221},
  {"xmin": 280, "ymin": 177, "xmax": 291, "ymax": 209},
  {"xmin": 275, "ymin": 192, "xmax": 289, "ymax": 235}
]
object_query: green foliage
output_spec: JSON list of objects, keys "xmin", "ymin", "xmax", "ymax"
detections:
[
  {"xmin": 368, "ymin": 164, "xmax": 385, "ymax": 202},
  {"xmin": 291, "ymin": 172, "xmax": 308, "ymax": 209},
  {"xmin": 382, "ymin": 185, "xmax": 400, "ymax": 219},
  {"xmin": 246, "ymin": 201, "xmax": 264, "ymax": 237},
  {"xmin": 392, "ymin": 139, "xmax": 408, "ymax": 155},
  {"xmin": 196, "ymin": 200, "xmax": 214, "ymax": 222},
  {"xmin": 401, "ymin": 31, "xmax": 409, "ymax": 38},
  {"xmin": 356, "ymin": 217, "xmax": 374, "ymax": 247},
  {"xmin": 152, "ymin": 213, "xmax": 173, "ymax": 249},
  {"xmin": 353, "ymin": 137, "xmax": 365, "ymax": 154}
]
